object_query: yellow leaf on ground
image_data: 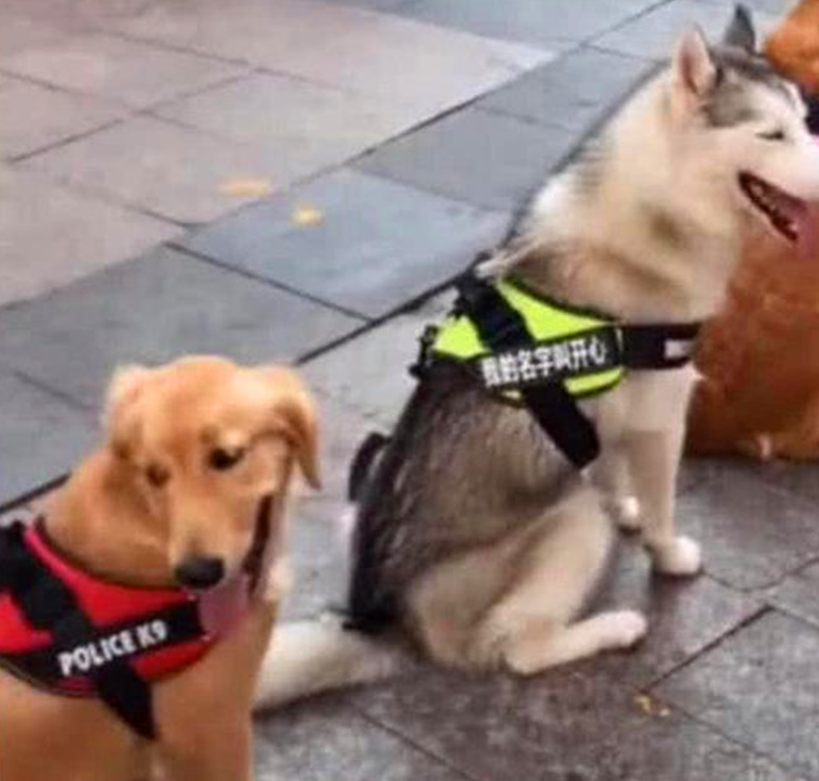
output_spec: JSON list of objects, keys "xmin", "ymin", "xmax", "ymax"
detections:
[
  {"xmin": 219, "ymin": 178, "xmax": 273, "ymax": 197},
  {"xmin": 292, "ymin": 203, "xmax": 324, "ymax": 227},
  {"xmin": 635, "ymin": 694, "xmax": 655, "ymax": 716}
]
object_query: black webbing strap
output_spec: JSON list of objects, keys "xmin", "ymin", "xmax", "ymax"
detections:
[
  {"xmin": 455, "ymin": 275, "xmax": 601, "ymax": 469},
  {"xmin": 348, "ymin": 432, "xmax": 391, "ymax": 502},
  {"xmin": 0, "ymin": 522, "xmax": 204, "ymax": 741},
  {"xmin": 620, "ymin": 322, "xmax": 701, "ymax": 370}
]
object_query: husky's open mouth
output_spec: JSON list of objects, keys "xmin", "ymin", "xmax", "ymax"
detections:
[{"xmin": 739, "ymin": 172, "xmax": 806, "ymax": 243}]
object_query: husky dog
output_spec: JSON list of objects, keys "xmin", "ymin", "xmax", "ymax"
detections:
[{"xmin": 255, "ymin": 7, "xmax": 819, "ymax": 705}]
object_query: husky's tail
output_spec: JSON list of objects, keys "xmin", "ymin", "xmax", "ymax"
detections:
[{"xmin": 253, "ymin": 618, "xmax": 406, "ymax": 710}]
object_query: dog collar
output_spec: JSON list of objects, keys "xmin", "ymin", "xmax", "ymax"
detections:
[
  {"xmin": 0, "ymin": 497, "xmax": 273, "ymax": 741},
  {"xmin": 418, "ymin": 271, "xmax": 701, "ymax": 468}
]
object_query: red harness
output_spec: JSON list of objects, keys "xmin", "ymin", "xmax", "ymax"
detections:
[{"xmin": 0, "ymin": 508, "xmax": 269, "ymax": 739}]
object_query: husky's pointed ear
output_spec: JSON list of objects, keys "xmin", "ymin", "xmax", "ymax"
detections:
[
  {"xmin": 672, "ymin": 27, "xmax": 718, "ymax": 102},
  {"xmin": 723, "ymin": 4, "xmax": 755, "ymax": 53}
]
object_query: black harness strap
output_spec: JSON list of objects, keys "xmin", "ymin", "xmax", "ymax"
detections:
[
  {"xmin": 620, "ymin": 322, "xmax": 701, "ymax": 370},
  {"xmin": 346, "ymin": 271, "xmax": 701, "ymax": 500},
  {"xmin": 0, "ymin": 522, "xmax": 158, "ymax": 739},
  {"xmin": 348, "ymin": 432, "xmax": 391, "ymax": 502},
  {"xmin": 456, "ymin": 274, "xmax": 601, "ymax": 469}
]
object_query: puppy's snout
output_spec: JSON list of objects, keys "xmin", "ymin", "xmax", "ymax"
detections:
[{"xmin": 174, "ymin": 556, "xmax": 225, "ymax": 590}]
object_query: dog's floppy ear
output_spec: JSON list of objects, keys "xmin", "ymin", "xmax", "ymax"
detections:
[
  {"xmin": 723, "ymin": 4, "xmax": 755, "ymax": 53},
  {"xmin": 105, "ymin": 364, "xmax": 153, "ymax": 460},
  {"xmin": 257, "ymin": 366, "xmax": 321, "ymax": 490},
  {"xmin": 672, "ymin": 27, "xmax": 718, "ymax": 102}
]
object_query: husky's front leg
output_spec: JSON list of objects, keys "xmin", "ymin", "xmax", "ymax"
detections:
[
  {"xmin": 625, "ymin": 426, "xmax": 701, "ymax": 576},
  {"xmin": 595, "ymin": 447, "xmax": 642, "ymax": 532}
]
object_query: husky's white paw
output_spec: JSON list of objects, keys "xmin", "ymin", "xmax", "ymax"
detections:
[
  {"xmin": 648, "ymin": 535, "xmax": 702, "ymax": 576},
  {"xmin": 599, "ymin": 610, "xmax": 648, "ymax": 650},
  {"xmin": 611, "ymin": 496, "xmax": 642, "ymax": 532}
]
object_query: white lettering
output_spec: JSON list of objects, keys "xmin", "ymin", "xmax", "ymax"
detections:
[
  {"xmin": 56, "ymin": 621, "xmax": 172, "ymax": 678},
  {"xmin": 73, "ymin": 647, "xmax": 91, "ymax": 673},
  {"xmin": 58, "ymin": 651, "xmax": 74, "ymax": 677}
]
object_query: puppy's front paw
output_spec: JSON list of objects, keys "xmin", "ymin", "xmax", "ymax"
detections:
[
  {"xmin": 648, "ymin": 535, "xmax": 702, "ymax": 576},
  {"xmin": 610, "ymin": 495, "xmax": 642, "ymax": 532}
]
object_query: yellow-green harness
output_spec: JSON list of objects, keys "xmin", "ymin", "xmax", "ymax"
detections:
[
  {"xmin": 432, "ymin": 278, "xmax": 623, "ymax": 400},
  {"xmin": 413, "ymin": 272, "xmax": 701, "ymax": 469},
  {"xmin": 348, "ymin": 270, "xmax": 701, "ymax": 504}
]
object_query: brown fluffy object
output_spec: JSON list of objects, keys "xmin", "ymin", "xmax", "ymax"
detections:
[{"xmin": 686, "ymin": 1, "xmax": 819, "ymax": 459}]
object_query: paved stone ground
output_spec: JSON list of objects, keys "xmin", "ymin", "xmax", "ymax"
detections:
[{"xmin": 2, "ymin": 0, "xmax": 819, "ymax": 778}]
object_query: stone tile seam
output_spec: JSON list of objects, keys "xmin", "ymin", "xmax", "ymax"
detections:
[
  {"xmin": 7, "ymin": 116, "xmax": 128, "ymax": 164},
  {"xmin": 646, "ymin": 688, "xmax": 811, "ymax": 780},
  {"xmin": 9, "ymin": 368, "xmax": 97, "ymax": 415},
  {"xmin": 169, "ymin": 243, "xmax": 372, "ymax": 322},
  {"xmin": 95, "ymin": 12, "xmax": 552, "ymax": 86},
  {"xmin": 584, "ymin": 0, "xmax": 677, "ymax": 47},
  {"xmin": 646, "ymin": 603, "xmax": 771, "ymax": 691},
  {"xmin": 351, "ymin": 703, "xmax": 488, "ymax": 781}
]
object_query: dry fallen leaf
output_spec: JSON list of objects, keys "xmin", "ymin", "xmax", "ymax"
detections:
[
  {"xmin": 292, "ymin": 203, "xmax": 324, "ymax": 227},
  {"xmin": 219, "ymin": 178, "xmax": 273, "ymax": 197},
  {"xmin": 635, "ymin": 693, "xmax": 655, "ymax": 716}
]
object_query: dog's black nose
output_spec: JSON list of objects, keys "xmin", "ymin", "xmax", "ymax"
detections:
[{"xmin": 174, "ymin": 556, "xmax": 225, "ymax": 589}]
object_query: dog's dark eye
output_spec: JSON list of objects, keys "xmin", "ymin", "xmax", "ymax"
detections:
[
  {"xmin": 145, "ymin": 464, "xmax": 170, "ymax": 488},
  {"xmin": 209, "ymin": 447, "xmax": 245, "ymax": 471},
  {"xmin": 758, "ymin": 129, "xmax": 786, "ymax": 141}
]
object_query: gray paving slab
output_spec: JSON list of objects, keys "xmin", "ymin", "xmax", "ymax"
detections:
[
  {"xmin": 595, "ymin": 708, "xmax": 799, "ymax": 781},
  {"xmin": 106, "ymin": 0, "xmax": 550, "ymax": 120},
  {"xmin": 594, "ymin": 0, "xmax": 778, "ymax": 60},
  {"xmin": 0, "ymin": 165, "xmax": 179, "ymax": 307},
  {"xmin": 22, "ymin": 115, "xmax": 305, "ymax": 225},
  {"xmin": 356, "ymin": 665, "xmax": 797, "ymax": 780},
  {"xmin": 317, "ymin": 0, "xmax": 416, "ymax": 11},
  {"xmin": 350, "ymin": 658, "xmax": 785, "ymax": 781},
  {"xmin": 676, "ymin": 463, "xmax": 819, "ymax": 591},
  {"xmin": 0, "ymin": 10, "xmax": 78, "ymax": 59},
  {"xmin": 356, "ymin": 107, "xmax": 577, "ymax": 212},
  {"xmin": 0, "ymin": 246, "xmax": 362, "ymax": 409},
  {"xmin": 395, "ymin": 0, "xmax": 667, "ymax": 48},
  {"xmin": 282, "ymin": 499, "xmax": 349, "ymax": 621},
  {"xmin": 0, "ymin": 31, "xmax": 244, "ymax": 109},
  {"xmin": 153, "ymin": 72, "xmax": 422, "ymax": 181},
  {"xmin": 0, "ymin": 372, "xmax": 95, "ymax": 506},
  {"xmin": 0, "ymin": 77, "xmax": 123, "ymax": 160},
  {"xmin": 281, "ymin": 394, "xmax": 375, "ymax": 619},
  {"xmin": 352, "ymin": 664, "xmax": 648, "ymax": 781},
  {"xmin": 656, "ymin": 610, "xmax": 819, "ymax": 780},
  {"xmin": 302, "ymin": 293, "xmax": 454, "ymax": 426},
  {"xmin": 729, "ymin": 459, "xmax": 819, "ymax": 507},
  {"xmin": 479, "ymin": 47, "xmax": 654, "ymax": 134},
  {"xmin": 181, "ymin": 170, "xmax": 507, "ymax": 318},
  {"xmin": 307, "ymin": 391, "xmax": 380, "ymax": 507},
  {"xmin": 255, "ymin": 695, "xmax": 467, "ymax": 781},
  {"xmin": 768, "ymin": 560, "xmax": 819, "ymax": 630},
  {"xmin": 693, "ymin": 0, "xmax": 795, "ymax": 18},
  {"xmin": 589, "ymin": 540, "xmax": 763, "ymax": 686}
]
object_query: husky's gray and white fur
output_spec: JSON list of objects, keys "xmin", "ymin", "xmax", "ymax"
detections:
[{"xmin": 255, "ymin": 7, "xmax": 819, "ymax": 706}]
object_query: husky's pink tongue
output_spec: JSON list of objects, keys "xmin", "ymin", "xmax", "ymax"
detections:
[{"xmin": 797, "ymin": 204, "xmax": 819, "ymax": 262}]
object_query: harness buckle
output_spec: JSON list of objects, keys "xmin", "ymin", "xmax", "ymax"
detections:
[
  {"xmin": 455, "ymin": 274, "xmax": 522, "ymax": 349},
  {"xmin": 409, "ymin": 324, "xmax": 439, "ymax": 379}
]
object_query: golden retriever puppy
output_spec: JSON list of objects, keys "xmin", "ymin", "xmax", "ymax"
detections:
[{"xmin": 0, "ymin": 355, "xmax": 319, "ymax": 781}]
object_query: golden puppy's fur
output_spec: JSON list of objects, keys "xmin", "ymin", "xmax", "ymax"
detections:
[{"xmin": 0, "ymin": 355, "xmax": 319, "ymax": 781}]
